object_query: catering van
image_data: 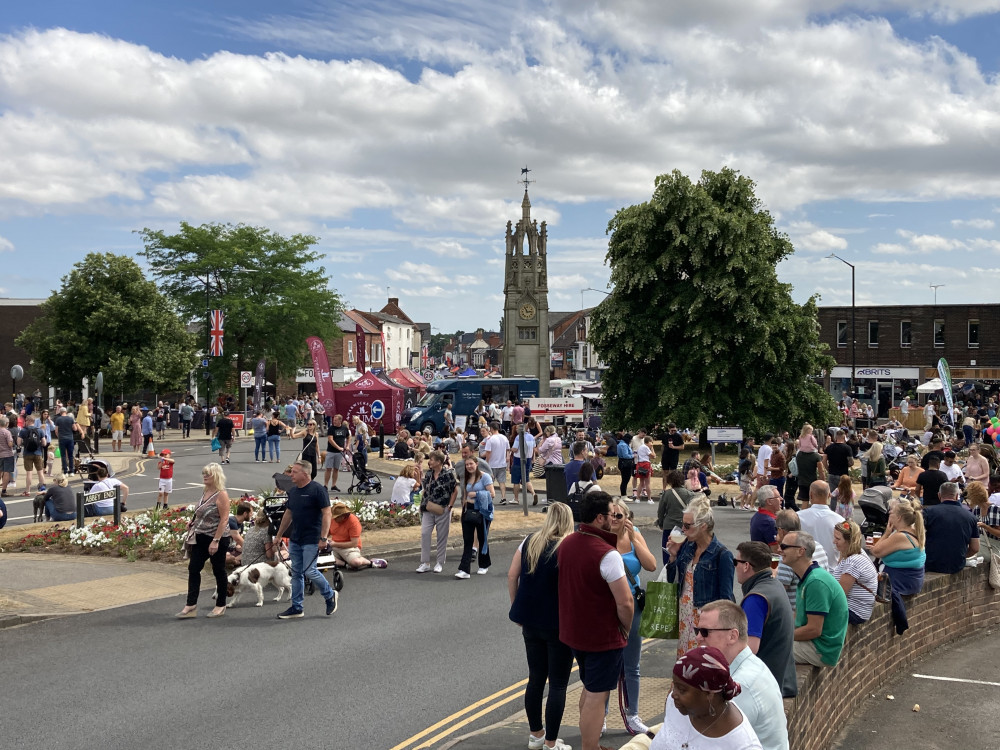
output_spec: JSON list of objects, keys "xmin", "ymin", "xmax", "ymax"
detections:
[{"xmin": 401, "ymin": 377, "xmax": 539, "ymax": 435}]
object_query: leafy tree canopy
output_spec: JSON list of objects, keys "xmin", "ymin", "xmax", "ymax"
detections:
[
  {"xmin": 589, "ymin": 168, "xmax": 839, "ymax": 436},
  {"xmin": 17, "ymin": 253, "xmax": 197, "ymax": 395},
  {"xmin": 138, "ymin": 222, "xmax": 343, "ymax": 385}
]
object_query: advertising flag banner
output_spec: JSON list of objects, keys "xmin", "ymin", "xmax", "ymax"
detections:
[
  {"xmin": 356, "ymin": 324, "xmax": 366, "ymax": 373},
  {"xmin": 253, "ymin": 358, "xmax": 266, "ymax": 409},
  {"xmin": 209, "ymin": 310, "xmax": 225, "ymax": 356},
  {"xmin": 380, "ymin": 330, "xmax": 388, "ymax": 367},
  {"xmin": 307, "ymin": 337, "xmax": 336, "ymax": 416},
  {"xmin": 937, "ymin": 358, "xmax": 954, "ymax": 426}
]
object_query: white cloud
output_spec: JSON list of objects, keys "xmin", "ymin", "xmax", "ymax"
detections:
[
  {"xmin": 399, "ymin": 285, "xmax": 448, "ymax": 297},
  {"xmin": 0, "ymin": 235, "xmax": 13, "ymax": 252},
  {"xmin": 871, "ymin": 242, "xmax": 909, "ymax": 255},
  {"xmin": 548, "ymin": 273, "xmax": 589, "ymax": 290},
  {"xmin": 951, "ymin": 218, "xmax": 995, "ymax": 230},
  {"xmin": 454, "ymin": 275, "xmax": 480, "ymax": 285},
  {"xmin": 896, "ymin": 229, "xmax": 966, "ymax": 252},
  {"xmin": 786, "ymin": 222, "xmax": 848, "ymax": 252},
  {"xmin": 385, "ymin": 261, "xmax": 441, "ymax": 282},
  {"xmin": 422, "ymin": 239, "xmax": 474, "ymax": 258}
]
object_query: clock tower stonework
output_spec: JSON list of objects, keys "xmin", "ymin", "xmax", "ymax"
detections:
[{"xmin": 502, "ymin": 187, "xmax": 550, "ymax": 394}]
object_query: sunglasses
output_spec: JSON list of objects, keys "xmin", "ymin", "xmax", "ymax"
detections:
[
  {"xmin": 681, "ymin": 522, "xmax": 697, "ymax": 530},
  {"xmin": 733, "ymin": 559, "xmax": 750, "ymax": 566},
  {"xmin": 694, "ymin": 627, "xmax": 734, "ymax": 638},
  {"xmin": 779, "ymin": 543, "xmax": 802, "ymax": 550},
  {"xmin": 610, "ymin": 513, "xmax": 625, "ymax": 520}
]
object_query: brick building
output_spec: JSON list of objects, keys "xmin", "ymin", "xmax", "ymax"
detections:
[
  {"xmin": 0, "ymin": 298, "xmax": 48, "ymax": 403},
  {"xmin": 817, "ymin": 303, "xmax": 1000, "ymax": 416}
]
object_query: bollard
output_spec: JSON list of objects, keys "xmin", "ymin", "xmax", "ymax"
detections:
[
  {"xmin": 113, "ymin": 484, "xmax": 121, "ymax": 526},
  {"xmin": 378, "ymin": 420, "xmax": 385, "ymax": 459},
  {"xmin": 76, "ymin": 491, "xmax": 85, "ymax": 528}
]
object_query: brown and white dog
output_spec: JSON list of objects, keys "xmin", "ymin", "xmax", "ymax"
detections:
[{"xmin": 218, "ymin": 562, "xmax": 291, "ymax": 607}]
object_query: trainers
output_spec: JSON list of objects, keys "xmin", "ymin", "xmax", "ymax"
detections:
[
  {"xmin": 454, "ymin": 571, "xmax": 471, "ymax": 579},
  {"xmin": 601, "ymin": 720, "xmax": 607, "ymax": 735},
  {"xmin": 433, "ymin": 563, "xmax": 443, "ymax": 573},
  {"xmin": 277, "ymin": 606, "xmax": 304, "ymax": 619},
  {"xmin": 498, "ymin": 498, "xmax": 508, "ymax": 505},
  {"xmin": 331, "ymin": 486, "xmax": 341, "ymax": 492},
  {"xmin": 325, "ymin": 591, "xmax": 338, "ymax": 616},
  {"xmin": 624, "ymin": 714, "xmax": 649, "ymax": 735},
  {"xmin": 416, "ymin": 563, "xmax": 432, "ymax": 573},
  {"xmin": 370, "ymin": 559, "xmax": 388, "ymax": 569},
  {"xmin": 477, "ymin": 567, "xmax": 490, "ymax": 575},
  {"xmin": 528, "ymin": 734, "xmax": 545, "ymax": 750}
]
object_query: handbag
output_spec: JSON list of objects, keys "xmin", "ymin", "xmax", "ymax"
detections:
[
  {"xmin": 464, "ymin": 507, "xmax": 483, "ymax": 526},
  {"xmin": 211, "ymin": 436, "xmax": 221, "ymax": 452},
  {"xmin": 635, "ymin": 462, "xmax": 650, "ymax": 477},
  {"xmin": 624, "ymin": 566, "xmax": 645, "ymax": 611},
  {"xmin": 638, "ymin": 580, "xmax": 679, "ymax": 639},
  {"xmin": 297, "ymin": 434, "xmax": 317, "ymax": 462},
  {"xmin": 874, "ymin": 570, "xmax": 892, "ymax": 604},
  {"xmin": 424, "ymin": 500, "xmax": 445, "ymax": 516}
]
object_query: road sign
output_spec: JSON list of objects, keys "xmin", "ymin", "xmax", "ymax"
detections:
[
  {"xmin": 83, "ymin": 489, "xmax": 117, "ymax": 504},
  {"xmin": 240, "ymin": 370, "xmax": 253, "ymax": 387},
  {"xmin": 371, "ymin": 400, "xmax": 385, "ymax": 420},
  {"xmin": 202, "ymin": 359, "xmax": 209, "ymax": 367}
]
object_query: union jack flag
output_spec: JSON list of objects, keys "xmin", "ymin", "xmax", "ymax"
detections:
[{"xmin": 209, "ymin": 309, "xmax": 225, "ymax": 357}]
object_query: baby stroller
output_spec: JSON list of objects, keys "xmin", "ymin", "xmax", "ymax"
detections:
[
  {"xmin": 262, "ymin": 499, "xmax": 344, "ymax": 593},
  {"xmin": 80, "ymin": 458, "xmax": 115, "ymax": 492},
  {"xmin": 858, "ymin": 486, "xmax": 891, "ymax": 537},
  {"xmin": 345, "ymin": 450, "xmax": 382, "ymax": 495}
]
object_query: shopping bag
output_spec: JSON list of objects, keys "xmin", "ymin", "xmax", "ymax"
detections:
[
  {"xmin": 211, "ymin": 437, "xmax": 221, "ymax": 452},
  {"xmin": 638, "ymin": 580, "xmax": 679, "ymax": 639}
]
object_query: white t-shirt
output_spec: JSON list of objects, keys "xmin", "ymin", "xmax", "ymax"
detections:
[
  {"xmin": 509, "ymin": 432, "xmax": 536, "ymax": 461},
  {"xmin": 600, "ymin": 549, "xmax": 626, "ymax": 582},
  {"xmin": 651, "ymin": 695, "xmax": 763, "ymax": 750},
  {"xmin": 631, "ymin": 435, "xmax": 644, "ymax": 453},
  {"xmin": 484, "ymin": 433, "xmax": 511, "ymax": 469},
  {"xmin": 797, "ymin": 504, "xmax": 845, "ymax": 570},
  {"xmin": 756, "ymin": 444, "xmax": 773, "ymax": 475},
  {"xmin": 501, "ymin": 405, "xmax": 513, "ymax": 421},
  {"xmin": 89, "ymin": 477, "xmax": 123, "ymax": 514},
  {"xmin": 941, "ymin": 462, "xmax": 963, "ymax": 482},
  {"xmin": 390, "ymin": 476, "xmax": 417, "ymax": 505},
  {"xmin": 636, "ymin": 444, "xmax": 652, "ymax": 463}
]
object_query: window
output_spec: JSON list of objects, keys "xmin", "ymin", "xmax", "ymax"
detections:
[
  {"xmin": 969, "ymin": 320, "xmax": 980, "ymax": 348},
  {"xmin": 933, "ymin": 319, "xmax": 945, "ymax": 348},
  {"xmin": 868, "ymin": 321, "xmax": 879, "ymax": 348},
  {"xmin": 836, "ymin": 320, "xmax": 848, "ymax": 348},
  {"xmin": 900, "ymin": 321, "xmax": 911, "ymax": 348},
  {"xmin": 347, "ymin": 340, "xmax": 354, "ymax": 363},
  {"xmin": 517, "ymin": 327, "xmax": 537, "ymax": 341}
]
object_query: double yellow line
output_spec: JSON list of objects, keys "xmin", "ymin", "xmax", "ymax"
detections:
[{"xmin": 388, "ymin": 677, "xmax": 531, "ymax": 750}]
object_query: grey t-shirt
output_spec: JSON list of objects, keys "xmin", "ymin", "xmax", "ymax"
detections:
[
  {"xmin": 455, "ymin": 457, "xmax": 492, "ymax": 486},
  {"xmin": 53, "ymin": 414, "xmax": 77, "ymax": 442}
]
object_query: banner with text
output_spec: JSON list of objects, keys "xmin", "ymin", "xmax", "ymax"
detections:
[
  {"xmin": 306, "ymin": 337, "xmax": 336, "ymax": 415},
  {"xmin": 937, "ymin": 358, "xmax": 954, "ymax": 426},
  {"xmin": 356, "ymin": 324, "xmax": 366, "ymax": 373}
]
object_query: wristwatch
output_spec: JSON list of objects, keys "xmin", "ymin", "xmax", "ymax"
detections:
[{"xmin": 320, "ymin": 537, "xmax": 329, "ymax": 542}]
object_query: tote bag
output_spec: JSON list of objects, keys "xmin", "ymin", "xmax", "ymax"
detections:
[{"xmin": 638, "ymin": 576, "xmax": 679, "ymax": 639}]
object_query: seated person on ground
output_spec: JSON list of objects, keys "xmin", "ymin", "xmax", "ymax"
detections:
[
  {"xmin": 85, "ymin": 467, "xmax": 129, "ymax": 516},
  {"xmin": 390, "ymin": 464, "xmax": 421, "ymax": 505},
  {"xmin": 225, "ymin": 502, "xmax": 253, "ymax": 565},
  {"xmin": 326, "ymin": 501, "xmax": 387, "ymax": 569},
  {"xmin": 44, "ymin": 474, "xmax": 77, "ymax": 521}
]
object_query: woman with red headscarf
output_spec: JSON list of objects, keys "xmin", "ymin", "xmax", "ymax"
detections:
[{"xmin": 649, "ymin": 645, "xmax": 763, "ymax": 750}]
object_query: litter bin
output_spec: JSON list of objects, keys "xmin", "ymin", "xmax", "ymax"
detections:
[{"xmin": 544, "ymin": 464, "xmax": 568, "ymax": 504}]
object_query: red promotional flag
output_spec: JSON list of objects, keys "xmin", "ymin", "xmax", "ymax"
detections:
[
  {"xmin": 306, "ymin": 337, "xmax": 336, "ymax": 415},
  {"xmin": 380, "ymin": 330, "xmax": 388, "ymax": 367},
  {"xmin": 355, "ymin": 324, "xmax": 366, "ymax": 373},
  {"xmin": 209, "ymin": 310, "xmax": 224, "ymax": 356}
]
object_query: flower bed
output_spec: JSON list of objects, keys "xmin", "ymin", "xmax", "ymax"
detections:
[{"xmin": 4, "ymin": 493, "xmax": 420, "ymax": 562}]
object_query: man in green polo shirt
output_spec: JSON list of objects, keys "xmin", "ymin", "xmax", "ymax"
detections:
[{"xmin": 781, "ymin": 530, "xmax": 848, "ymax": 668}]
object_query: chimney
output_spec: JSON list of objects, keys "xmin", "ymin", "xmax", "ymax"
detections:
[
  {"xmin": 475, "ymin": 328, "xmax": 484, "ymax": 341},
  {"xmin": 388, "ymin": 297, "xmax": 399, "ymax": 306}
]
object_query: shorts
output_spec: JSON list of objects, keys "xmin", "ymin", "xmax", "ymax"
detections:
[
  {"xmin": 572, "ymin": 647, "xmax": 624, "ymax": 693},
  {"xmin": 158, "ymin": 478, "xmax": 173, "ymax": 494},
  {"xmin": 491, "ymin": 467, "xmax": 508, "ymax": 484},
  {"xmin": 1, "ymin": 456, "xmax": 17, "ymax": 473},
  {"xmin": 739, "ymin": 476, "xmax": 752, "ymax": 493},
  {"xmin": 23, "ymin": 454, "xmax": 44, "ymax": 471},
  {"xmin": 634, "ymin": 461, "xmax": 651, "ymax": 478},
  {"xmin": 112, "ymin": 430, "xmax": 124, "ymax": 440},
  {"xmin": 331, "ymin": 546, "xmax": 363, "ymax": 565},
  {"xmin": 324, "ymin": 452, "xmax": 344, "ymax": 470}
]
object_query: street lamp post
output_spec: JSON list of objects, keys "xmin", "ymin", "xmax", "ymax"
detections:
[{"xmin": 826, "ymin": 254, "xmax": 856, "ymax": 399}]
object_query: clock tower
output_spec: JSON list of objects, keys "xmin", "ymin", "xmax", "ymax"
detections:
[{"xmin": 502, "ymin": 175, "xmax": 550, "ymax": 394}]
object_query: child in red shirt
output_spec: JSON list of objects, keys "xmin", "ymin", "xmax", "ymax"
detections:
[{"xmin": 156, "ymin": 449, "xmax": 175, "ymax": 510}]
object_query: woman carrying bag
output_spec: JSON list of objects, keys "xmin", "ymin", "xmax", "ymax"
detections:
[
  {"xmin": 416, "ymin": 451, "xmax": 458, "ymax": 574},
  {"xmin": 291, "ymin": 419, "xmax": 321, "ymax": 479},
  {"xmin": 456, "ymin": 456, "xmax": 495, "ymax": 579},
  {"xmin": 176, "ymin": 463, "xmax": 231, "ymax": 619}
]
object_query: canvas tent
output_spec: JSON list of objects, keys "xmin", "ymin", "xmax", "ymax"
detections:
[
  {"xmin": 372, "ymin": 368, "xmax": 419, "ymax": 415},
  {"xmin": 333, "ymin": 371, "xmax": 405, "ymax": 433},
  {"xmin": 390, "ymin": 368, "xmax": 427, "ymax": 395}
]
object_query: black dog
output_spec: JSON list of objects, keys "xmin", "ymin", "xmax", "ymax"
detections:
[{"xmin": 33, "ymin": 492, "xmax": 47, "ymax": 523}]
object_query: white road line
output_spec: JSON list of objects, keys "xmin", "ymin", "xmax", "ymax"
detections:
[
  {"xmin": 913, "ymin": 674, "xmax": 1000, "ymax": 687},
  {"xmin": 229, "ymin": 487, "xmax": 254, "ymax": 492}
]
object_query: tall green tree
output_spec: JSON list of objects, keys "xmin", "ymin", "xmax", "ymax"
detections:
[
  {"xmin": 17, "ymin": 253, "xmax": 197, "ymax": 396},
  {"xmin": 138, "ymin": 223, "xmax": 343, "ymax": 390},
  {"xmin": 589, "ymin": 168, "xmax": 839, "ymax": 435}
]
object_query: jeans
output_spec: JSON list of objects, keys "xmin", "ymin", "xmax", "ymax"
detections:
[
  {"xmin": 827, "ymin": 474, "xmax": 842, "ymax": 509},
  {"xmin": 186, "ymin": 533, "xmax": 230, "ymax": 607},
  {"xmin": 289, "ymin": 541, "xmax": 334, "ymax": 610},
  {"xmin": 45, "ymin": 500, "xmax": 75, "ymax": 522},
  {"xmin": 458, "ymin": 507, "xmax": 491, "ymax": 573},
  {"xmin": 964, "ymin": 425, "xmax": 975, "ymax": 445},
  {"xmin": 267, "ymin": 435, "xmax": 281, "ymax": 461},
  {"xmin": 621, "ymin": 604, "xmax": 643, "ymax": 714},
  {"xmin": 254, "ymin": 435, "xmax": 266, "ymax": 461},
  {"xmin": 181, "ymin": 420, "xmax": 191, "ymax": 438},
  {"xmin": 783, "ymin": 476, "xmax": 799, "ymax": 511},
  {"xmin": 59, "ymin": 439, "xmax": 74, "ymax": 475},
  {"xmin": 522, "ymin": 625, "xmax": 574, "ymax": 741},
  {"xmin": 142, "ymin": 433, "xmax": 153, "ymax": 454}
]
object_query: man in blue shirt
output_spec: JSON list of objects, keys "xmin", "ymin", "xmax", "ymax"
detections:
[
  {"xmin": 564, "ymin": 441, "xmax": 588, "ymax": 492},
  {"xmin": 750, "ymin": 486, "xmax": 781, "ymax": 549},
  {"xmin": 272, "ymin": 459, "xmax": 338, "ymax": 619},
  {"xmin": 924, "ymin": 482, "xmax": 980, "ymax": 574},
  {"xmin": 141, "ymin": 409, "xmax": 154, "ymax": 455}
]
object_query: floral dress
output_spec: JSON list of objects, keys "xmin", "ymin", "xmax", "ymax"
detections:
[
  {"xmin": 129, "ymin": 412, "xmax": 142, "ymax": 449},
  {"xmin": 676, "ymin": 562, "xmax": 699, "ymax": 658}
]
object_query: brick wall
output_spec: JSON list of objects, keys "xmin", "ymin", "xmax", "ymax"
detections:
[{"xmin": 785, "ymin": 565, "xmax": 1000, "ymax": 750}]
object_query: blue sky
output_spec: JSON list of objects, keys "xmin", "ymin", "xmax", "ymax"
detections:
[{"xmin": 2, "ymin": 1, "xmax": 1000, "ymax": 332}]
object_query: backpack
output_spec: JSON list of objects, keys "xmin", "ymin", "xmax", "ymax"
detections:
[
  {"xmin": 24, "ymin": 427, "xmax": 39, "ymax": 453},
  {"xmin": 566, "ymin": 481, "xmax": 593, "ymax": 522}
]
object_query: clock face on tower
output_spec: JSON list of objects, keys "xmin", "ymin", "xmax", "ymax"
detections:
[{"xmin": 519, "ymin": 303, "xmax": 536, "ymax": 320}]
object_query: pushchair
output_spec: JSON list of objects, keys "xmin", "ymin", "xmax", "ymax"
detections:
[
  {"xmin": 858, "ymin": 486, "xmax": 892, "ymax": 536},
  {"xmin": 80, "ymin": 458, "xmax": 115, "ymax": 492},
  {"xmin": 261, "ymin": 498, "xmax": 344, "ymax": 593},
  {"xmin": 345, "ymin": 450, "xmax": 382, "ymax": 495}
]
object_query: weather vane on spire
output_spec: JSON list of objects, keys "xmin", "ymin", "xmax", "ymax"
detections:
[{"xmin": 519, "ymin": 166, "xmax": 535, "ymax": 191}]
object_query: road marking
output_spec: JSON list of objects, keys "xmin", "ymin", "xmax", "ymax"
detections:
[
  {"xmin": 388, "ymin": 679, "xmax": 529, "ymax": 750},
  {"xmin": 229, "ymin": 487, "xmax": 255, "ymax": 492},
  {"xmin": 913, "ymin": 673, "xmax": 1000, "ymax": 687}
]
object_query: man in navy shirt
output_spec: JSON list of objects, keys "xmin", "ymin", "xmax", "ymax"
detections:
[
  {"xmin": 272, "ymin": 460, "xmax": 339, "ymax": 618},
  {"xmin": 564, "ymin": 441, "xmax": 588, "ymax": 492},
  {"xmin": 750, "ymin": 486, "xmax": 781, "ymax": 549},
  {"xmin": 924, "ymin": 482, "xmax": 979, "ymax": 574}
]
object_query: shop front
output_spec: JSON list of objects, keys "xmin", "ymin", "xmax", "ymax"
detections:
[{"xmin": 829, "ymin": 366, "xmax": 920, "ymax": 419}]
